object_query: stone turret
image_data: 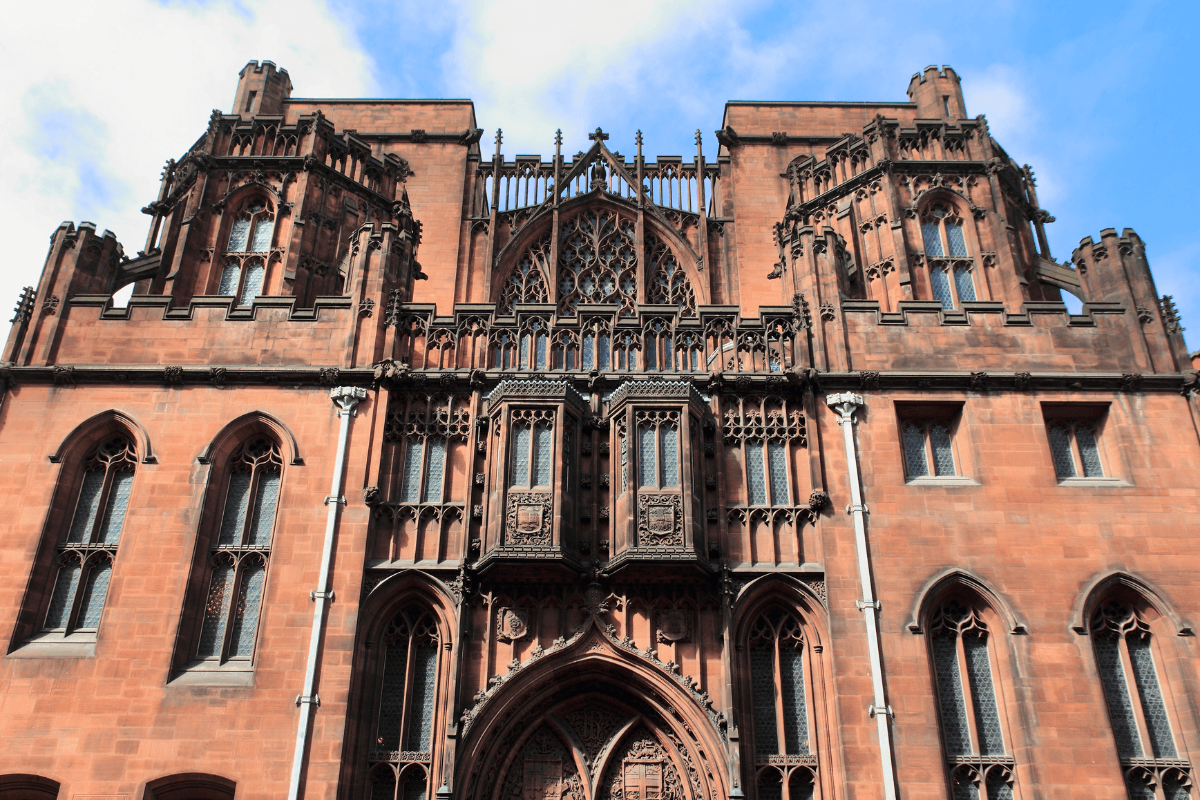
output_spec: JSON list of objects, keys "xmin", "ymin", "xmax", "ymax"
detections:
[
  {"xmin": 907, "ymin": 64, "xmax": 967, "ymax": 119},
  {"xmin": 232, "ymin": 60, "xmax": 292, "ymax": 118}
]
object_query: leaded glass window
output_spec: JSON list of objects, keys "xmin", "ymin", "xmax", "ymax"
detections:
[
  {"xmin": 1047, "ymin": 419, "xmax": 1106, "ymax": 480},
  {"xmin": 954, "ymin": 265, "xmax": 977, "ymax": 302},
  {"xmin": 902, "ymin": 419, "xmax": 957, "ymax": 478},
  {"xmin": 196, "ymin": 437, "xmax": 281, "ymax": 662},
  {"xmin": 922, "ymin": 206, "xmax": 977, "ymax": 309},
  {"xmin": 635, "ymin": 412, "xmax": 681, "ymax": 490},
  {"xmin": 371, "ymin": 604, "xmax": 440, "ymax": 800},
  {"xmin": 422, "ymin": 439, "xmax": 446, "ymax": 504},
  {"xmin": 43, "ymin": 434, "xmax": 137, "ymax": 634},
  {"xmin": 931, "ymin": 267, "xmax": 955, "ymax": 310},
  {"xmin": 221, "ymin": 198, "xmax": 274, "ymax": 302},
  {"xmin": 1091, "ymin": 600, "xmax": 1186, "ymax": 792},
  {"xmin": 922, "ymin": 222, "xmax": 945, "ymax": 257},
  {"xmin": 509, "ymin": 411, "xmax": 555, "ymax": 489},
  {"xmin": 747, "ymin": 608, "xmax": 814, "ymax": 796},
  {"xmin": 746, "ymin": 442, "xmax": 768, "ymax": 506},
  {"xmin": 929, "ymin": 601, "xmax": 1015, "ymax": 799}
]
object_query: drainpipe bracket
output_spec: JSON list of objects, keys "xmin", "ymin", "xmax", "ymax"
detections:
[
  {"xmin": 846, "ymin": 503, "xmax": 868, "ymax": 515},
  {"xmin": 868, "ymin": 704, "xmax": 894, "ymax": 719},
  {"xmin": 324, "ymin": 495, "xmax": 347, "ymax": 506},
  {"xmin": 311, "ymin": 590, "xmax": 335, "ymax": 602},
  {"xmin": 856, "ymin": 599, "xmax": 881, "ymax": 612},
  {"xmin": 296, "ymin": 694, "xmax": 321, "ymax": 707}
]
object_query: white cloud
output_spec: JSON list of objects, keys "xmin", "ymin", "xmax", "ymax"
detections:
[
  {"xmin": 440, "ymin": 0, "xmax": 730, "ymax": 150},
  {"xmin": 0, "ymin": 0, "xmax": 372, "ymax": 341}
]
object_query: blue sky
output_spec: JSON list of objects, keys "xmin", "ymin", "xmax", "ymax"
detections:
[{"xmin": 1, "ymin": 0, "xmax": 1196, "ymax": 349}]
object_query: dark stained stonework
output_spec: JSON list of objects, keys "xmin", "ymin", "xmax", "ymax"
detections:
[{"xmin": 0, "ymin": 61, "xmax": 1197, "ymax": 800}]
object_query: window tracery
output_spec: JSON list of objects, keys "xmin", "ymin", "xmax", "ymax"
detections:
[
  {"xmin": 929, "ymin": 601, "xmax": 1015, "ymax": 800},
  {"xmin": 723, "ymin": 397, "xmax": 805, "ymax": 507},
  {"xmin": 196, "ymin": 437, "xmax": 281, "ymax": 663},
  {"xmin": 748, "ymin": 609, "xmax": 817, "ymax": 800},
  {"xmin": 220, "ymin": 198, "xmax": 274, "ymax": 305},
  {"xmin": 383, "ymin": 395, "xmax": 470, "ymax": 507},
  {"xmin": 646, "ymin": 233, "xmax": 696, "ymax": 316},
  {"xmin": 43, "ymin": 434, "xmax": 136, "ymax": 635},
  {"xmin": 369, "ymin": 604, "xmax": 440, "ymax": 800},
  {"xmin": 498, "ymin": 236, "xmax": 551, "ymax": 315},
  {"xmin": 557, "ymin": 210, "xmax": 638, "ymax": 317},
  {"xmin": 921, "ymin": 204, "xmax": 976, "ymax": 310},
  {"xmin": 1090, "ymin": 600, "xmax": 1191, "ymax": 800}
]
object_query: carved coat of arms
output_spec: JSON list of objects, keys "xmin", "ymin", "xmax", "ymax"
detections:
[
  {"xmin": 656, "ymin": 609, "xmax": 692, "ymax": 643},
  {"xmin": 497, "ymin": 607, "xmax": 531, "ymax": 642}
]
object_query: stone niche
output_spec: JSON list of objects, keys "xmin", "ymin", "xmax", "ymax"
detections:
[
  {"xmin": 478, "ymin": 380, "xmax": 588, "ymax": 571},
  {"xmin": 607, "ymin": 380, "xmax": 709, "ymax": 572}
]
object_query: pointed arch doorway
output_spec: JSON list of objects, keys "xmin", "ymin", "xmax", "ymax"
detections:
[{"xmin": 485, "ymin": 691, "xmax": 703, "ymax": 800}]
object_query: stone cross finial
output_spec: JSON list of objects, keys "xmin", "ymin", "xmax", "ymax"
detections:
[{"xmin": 588, "ymin": 127, "xmax": 609, "ymax": 142}]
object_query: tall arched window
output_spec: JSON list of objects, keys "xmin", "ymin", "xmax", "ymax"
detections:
[
  {"xmin": 748, "ymin": 609, "xmax": 816, "ymax": 800},
  {"xmin": 928, "ymin": 601, "xmax": 1015, "ymax": 800},
  {"xmin": 1090, "ymin": 600, "xmax": 1192, "ymax": 800},
  {"xmin": 195, "ymin": 437, "xmax": 281, "ymax": 664},
  {"xmin": 497, "ymin": 237, "xmax": 550, "ymax": 315},
  {"xmin": 42, "ymin": 434, "xmax": 137, "ymax": 636},
  {"xmin": 921, "ymin": 204, "xmax": 976, "ymax": 310},
  {"xmin": 369, "ymin": 604, "xmax": 440, "ymax": 800},
  {"xmin": 219, "ymin": 198, "xmax": 274, "ymax": 305}
]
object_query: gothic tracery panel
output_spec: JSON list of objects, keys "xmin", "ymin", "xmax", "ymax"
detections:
[
  {"xmin": 557, "ymin": 210, "xmax": 638, "ymax": 317},
  {"xmin": 646, "ymin": 233, "xmax": 696, "ymax": 316},
  {"xmin": 499, "ymin": 236, "xmax": 551, "ymax": 315}
]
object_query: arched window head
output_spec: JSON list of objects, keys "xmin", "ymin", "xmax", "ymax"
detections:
[
  {"xmin": 1089, "ymin": 600, "xmax": 1189, "ymax": 799},
  {"xmin": 220, "ymin": 198, "xmax": 274, "ymax": 304},
  {"xmin": 196, "ymin": 437, "xmax": 281, "ymax": 663},
  {"xmin": 44, "ymin": 434, "xmax": 136, "ymax": 634},
  {"xmin": 557, "ymin": 210, "xmax": 638, "ymax": 317},
  {"xmin": 370, "ymin": 604, "xmax": 440, "ymax": 800},
  {"xmin": 646, "ymin": 232, "xmax": 696, "ymax": 316},
  {"xmin": 921, "ymin": 204, "xmax": 976, "ymax": 310},
  {"xmin": 928, "ymin": 600, "xmax": 1014, "ymax": 800},
  {"xmin": 497, "ymin": 237, "xmax": 550, "ymax": 315},
  {"xmin": 748, "ymin": 608, "xmax": 816, "ymax": 800}
]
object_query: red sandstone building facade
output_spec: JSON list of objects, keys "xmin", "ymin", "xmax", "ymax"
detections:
[{"xmin": 0, "ymin": 61, "xmax": 1197, "ymax": 800}]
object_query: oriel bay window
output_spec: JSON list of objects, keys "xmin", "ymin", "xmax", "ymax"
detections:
[
  {"xmin": 749, "ymin": 609, "xmax": 817, "ymax": 800},
  {"xmin": 369, "ymin": 604, "xmax": 440, "ymax": 800},
  {"xmin": 196, "ymin": 437, "xmax": 281, "ymax": 664},
  {"xmin": 928, "ymin": 601, "xmax": 1016, "ymax": 800},
  {"xmin": 43, "ymin": 434, "xmax": 137, "ymax": 636}
]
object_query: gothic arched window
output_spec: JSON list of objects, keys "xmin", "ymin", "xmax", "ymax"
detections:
[
  {"xmin": 220, "ymin": 198, "xmax": 274, "ymax": 305},
  {"xmin": 195, "ymin": 437, "xmax": 281, "ymax": 663},
  {"xmin": 498, "ymin": 238, "xmax": 550, "ymax": 315},
  {"xmin": 928, "ymin": 601, "xmax": 1015, "ymax": 800},
  {"xmin": 748, "ymin": 609, "xmax": 816, "ymax": 800},
  {"xmin": 646, "ymin": 233, "xmax": 697, "ymax": 315},
  {"xmin": 42, "ymin": 435, "xmax": 136, "ymax": 635},
  {"xmin": 921, "ymin": 204, "xmax": 976, "ymax": 310},
  {"xmin": 557, "ymin": 210, "xmax": 638, "ymax": 316},
  {"xmin": 369, "ymin": 604, "xmax": 440, "ymax": 800},
  {"xmin": 1090, "ymin": 600, "xmax": 1191, "ymax": 800}
]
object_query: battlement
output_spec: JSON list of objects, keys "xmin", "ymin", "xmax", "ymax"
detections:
[
  {"xmin": 906, "ymin": 64, "xmax": 966, "ymax": 120},
  {"xmin": 233, "ymin": 59, "xmax": 293, "ymax": 118}
]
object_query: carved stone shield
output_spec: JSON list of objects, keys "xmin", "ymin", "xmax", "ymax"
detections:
[
  {"xmin": 517, "ymin": 504, "xmax": 543, "ymax": 534},
  {"xmin": 623, "ymin": 760, "xmax": 663, "ymax": 800},
  {"xmin": 497, "ymin": 607, "xmax": 531, "ymax": 642},
  {"xmin": 647, "ymin": 505, "xmax": 674, "ymax": 534},
  {"xmin": 656, "ymin": 609, "xmax": 691, "ymax": 643},
  {"xmin": 522, "ymin": 759, "xmax": 561, "ymax": 800}
]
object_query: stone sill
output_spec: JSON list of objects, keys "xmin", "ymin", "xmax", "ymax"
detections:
[
  {"xmin": 8, "ymin": 632, "xmax": 97, "ymax": 658},
  {"xmin": 168, "ymin": 662, "xmax": 256, "ymax": 687},
  {"xmin": 905, "ymin": 476, "xmax": 978, "ymax": 487},
  {"xmin": 1057, "ymin": 477, "xmax": 1129, "ymax": 488}
]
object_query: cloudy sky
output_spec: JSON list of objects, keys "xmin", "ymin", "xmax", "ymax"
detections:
[{"xmin": 1, "ymin": 0, "xmax": 1196, "ymax": 347}]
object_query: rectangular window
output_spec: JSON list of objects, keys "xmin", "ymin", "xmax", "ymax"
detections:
[
  {"xmin": 922, "ymin": 222, "xmax": 944, "ymax": 257},
  {"xmin": 897, "ymin": 403, "xmax": 967, "ymax": 482},
  {"xmin": 509, "ymin": 412, "xmax": 555, "ymax": 489},
  {"xmin": 1043, "ymin": 404, "xmax": 1111, "ymax": 482}
]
